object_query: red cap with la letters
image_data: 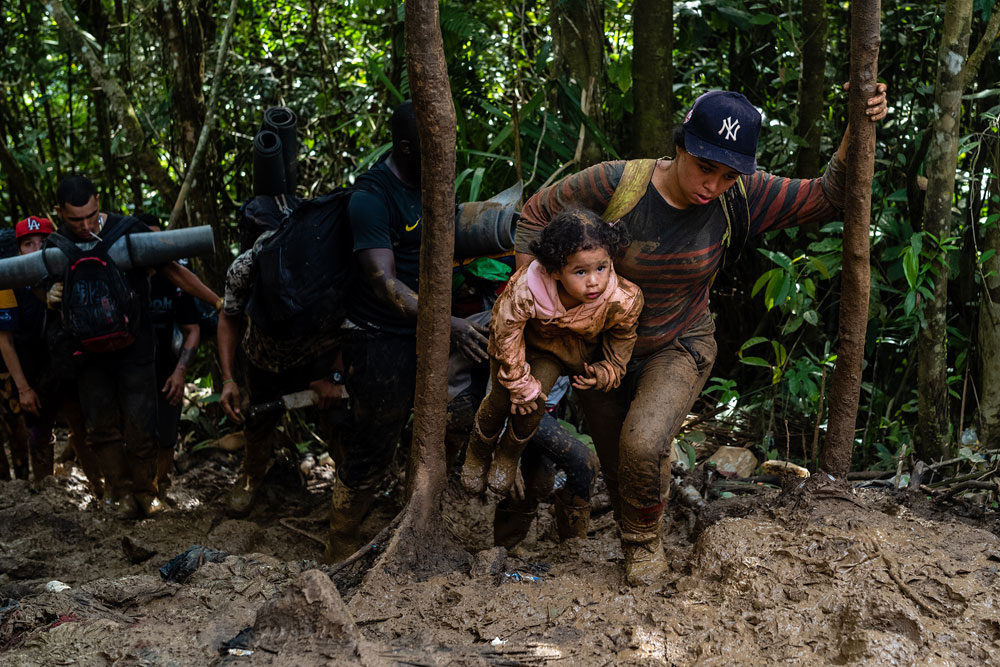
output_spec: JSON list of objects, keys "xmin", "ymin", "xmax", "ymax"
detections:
[{"xmin": 15, "ymin": 216, "xmax": 55, "ymax": 239}]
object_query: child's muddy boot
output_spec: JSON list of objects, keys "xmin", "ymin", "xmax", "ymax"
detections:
[
  {"xmin": 493, "ymin": 499, "xmax": 538, "ymax": 550},
  {"xmin": 621, "ymin": 502, "xmax": 667, "ymax": 587},
  {"xmin": 486, "ymin": 425, "xmax": 535, "ymax": 495},
  {"xmin": 325, "ymin": 480, "xmax": 376, "ymax": 563},
  {"xmin": 553, "ymin": 488, "xmax": 590, "ymax": 540},
  {"xmin": 460, "ymin": 422, "xmax": 500, "ymax": 495}
]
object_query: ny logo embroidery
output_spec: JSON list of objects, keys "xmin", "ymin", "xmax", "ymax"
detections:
[{"xmin": 718, "ymin": 116, "xmax": 741, "ymax": 141}]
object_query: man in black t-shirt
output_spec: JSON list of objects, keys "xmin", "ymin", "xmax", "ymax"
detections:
[
  {"xmin": 52, "ymin": 176, "xmax": 219, "ymax": 518},
  {"xmin": 326, "ymin": 100, "xmax": 489, "ymax": 560}
]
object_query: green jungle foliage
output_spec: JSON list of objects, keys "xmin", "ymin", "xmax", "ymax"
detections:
[{"xmin": 0, "ymin": 0, "xmax": 998, "ymax": 470}]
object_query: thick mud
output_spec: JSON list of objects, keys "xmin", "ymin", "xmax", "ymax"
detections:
[{"xmin": 1, "ymin": 447, "xmax": 999, "ymax": 665}]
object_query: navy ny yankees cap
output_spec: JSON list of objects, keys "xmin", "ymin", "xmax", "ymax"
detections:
[{"xmin": 682, "ymin": 91, "xmax": 761, "ymax": 174}]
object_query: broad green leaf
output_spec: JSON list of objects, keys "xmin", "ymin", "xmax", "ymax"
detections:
[
  {"xmin": 739, "ymin": 337, "xmax": 769, "ymax": 354},
  {"xmin": 752, "ymin": 268, "xmax": 780, "ymax": 297}
]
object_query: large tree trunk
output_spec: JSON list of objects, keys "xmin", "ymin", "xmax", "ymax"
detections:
[
  {"xmin": 916, "ymin": 0, "xmax": 973, "ymax": 462},
  {"xmin": 362, "ymin": 0, "xmax": 468, "ymax": 581},
  {"xmin": 820, "ymin": 0, "xmax": 880, "ymax": 476},
  {"xmin": 551, "ymin": 0, "xmax": 606, "ymax": 167},
  {"xmin": 794, "ymin": 0, "xmax": 829, "ymax": 178},
  {"xmin": 630, "ymin": 0, "xmax": 673, "ymax": 158}
]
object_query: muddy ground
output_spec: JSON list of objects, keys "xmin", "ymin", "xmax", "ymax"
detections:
[{"xmin": 1, "ymin": 441, "xmax": 999, "ymax": 666}]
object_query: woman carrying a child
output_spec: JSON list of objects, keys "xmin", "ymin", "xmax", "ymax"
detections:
[
  {"xmin": 461, "ymin": 208, "xmax": 644, "ymax": 509},
  {"xmin": 514, "ymin": 87, "xmax": 889, "ymax": 586}
]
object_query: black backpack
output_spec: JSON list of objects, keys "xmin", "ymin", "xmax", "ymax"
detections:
[
  {"xmin": 44, "ymin": 217, "xmax": 142, "ymax": 354},
  {"xmin": 245, "ymin": 188, "xmax": 356, "ymax": 338}
]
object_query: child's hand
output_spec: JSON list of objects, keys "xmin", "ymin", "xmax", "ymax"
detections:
[
  {"xmin": 571, "ymin": 364, "xmax": 600, "ymax": 390},
  {"xmin": 510, "ymin": 391, "xmax": 547, "ymax": 415}
]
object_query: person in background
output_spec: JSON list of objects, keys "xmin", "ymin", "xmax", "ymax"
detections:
[
  {"xmin": 0, "ymin": 216, "xmax": 99, "ymax": 493},
  {"xmin": 141, "ymin": 216, "xmax": 204, "ymax": 506},
  {"xmin": 51, "ymin": 176, "xmax": 219, "ymax": 518}
]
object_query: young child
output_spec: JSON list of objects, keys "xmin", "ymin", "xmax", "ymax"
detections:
[{"xmin": 461, "ymin": 207, "xmax": 644, "ymax": 495}]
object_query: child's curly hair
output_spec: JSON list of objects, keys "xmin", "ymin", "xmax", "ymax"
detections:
[{"xmin": 528, "ymin": 207, "xmax": 630, "ymax": 273}]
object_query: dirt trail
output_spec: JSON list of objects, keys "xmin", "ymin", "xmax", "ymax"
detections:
[{"xmin": 1, "ymin": 453, "xmax": 998, "ymax": 665}]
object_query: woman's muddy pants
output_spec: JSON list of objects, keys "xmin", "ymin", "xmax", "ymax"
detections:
[{"xmin": 575, "ymin": 314, "xmax": 717, "ymax": 538}]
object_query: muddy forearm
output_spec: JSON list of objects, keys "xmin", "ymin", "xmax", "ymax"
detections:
[{"xmin": 369, "ymin": 275, "xmax": 420, "ymax": 321}]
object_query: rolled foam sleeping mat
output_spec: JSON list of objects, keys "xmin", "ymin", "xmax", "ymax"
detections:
[
  {"xmin": 454, "ymin": 201, "xmax": 518, "ymax": 260},
  {"xmin": 261, "ymin": 107, "xmax": 298, "ymax": 193},
  {"xmin": 0, "ymin": 226, "xmax": 215, "ymax": 290},
  {"xmin": 252, "ymin": 130, "xmax": 287, "ymax": 196}
]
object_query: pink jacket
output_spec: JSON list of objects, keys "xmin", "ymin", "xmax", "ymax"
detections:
[{"xmin": 489, "ymin": 260, "xmax": 644, "ymax": 404}]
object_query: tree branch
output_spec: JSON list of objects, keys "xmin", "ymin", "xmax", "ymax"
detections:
[
  {"xmin": 43, "ymin": 0, "xmax": 177, "ymax": 203},
  {"xmin": 168, "ymin": 0, "xmax": 239, "ymax": 228},
  {"xmin": 961, "ymin": 3, "xmax": 1000, "ymax": 90}
]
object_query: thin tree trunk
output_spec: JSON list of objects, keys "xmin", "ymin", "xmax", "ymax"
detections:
[
  {"xmin": 820, "ymin": 0, "xmax": 880, "ymax": 476},
  {"xmin": 364, "ymin": 0, "xmax": 468, "ymax": 580},
  {"xmin": 794, "ymin": 0, "xmax": 829, "ymax": 178},
  {"xmin": 979, "ymin": 164, "xmax": 1000, "ymax": 447},
  {"xmin": 916, "ymin": 0, "xmax": 973, "ymax": 461},
  {"xmin": 168, "ymin": 0, "xmax": 239, "ymax": 229},
  {"xmin": 970, "ymin": 4, "xmax": 1000, "ymax": 448},
  {"xmin": 551, "ymin": 0, "xmax": 606, "ymax": 167},
  {"xmin": 630, "ymin": 0, "xmax": 673, "ymax": 158}
]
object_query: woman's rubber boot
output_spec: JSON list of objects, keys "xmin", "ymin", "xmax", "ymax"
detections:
[
  {"xmin": 460, "ymin": 422, "xmax": 500, "ymax": 495},
  {"xmin": 621, "ymin": 502, "xmax": 667, "ymax": 587},
  {"xmin": 487, "ymin": 425, "xmax": 536, "ymax": 495},
  {"xmin": 553, "ymin": 488, "xmax": 590, "ymax": 540},
  {"xmin": 325, "ymin": 481, "xmax": 376, "ymax": 563},
  {"xmin": 493, "ymin": 499, "xmax": 538, "ymax": 550},
  {"xmin": 95, "ymin": 443, "xmax": 141, "ymax": 519}
]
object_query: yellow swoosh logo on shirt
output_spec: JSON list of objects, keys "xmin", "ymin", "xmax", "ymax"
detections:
[{"xmin": 405, "ymin": 218, "xmax": 421, "ymax": 232}]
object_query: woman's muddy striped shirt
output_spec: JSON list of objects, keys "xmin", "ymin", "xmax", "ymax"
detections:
[{"xmin": 515, "ymin": 156, "xmax": 847, "ymax": 358}]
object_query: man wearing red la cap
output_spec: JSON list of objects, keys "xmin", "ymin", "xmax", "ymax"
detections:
[{"xmin": 0, "ymin": 216, "xmax": 100, "ymax": 493}]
